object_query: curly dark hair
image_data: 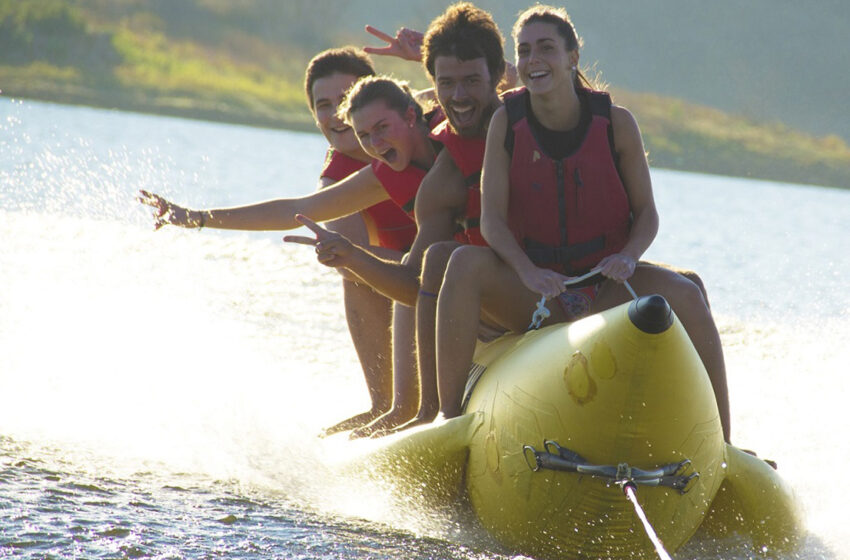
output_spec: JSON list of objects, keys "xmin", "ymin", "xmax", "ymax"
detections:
[{"xmin": 423, "ymin": 2, "xmax": 505, "ymax": 87}]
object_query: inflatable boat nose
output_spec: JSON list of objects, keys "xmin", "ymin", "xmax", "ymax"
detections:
[{"xmin": 628, "ymin": 294, "xmax": 673, "ymax": 334}]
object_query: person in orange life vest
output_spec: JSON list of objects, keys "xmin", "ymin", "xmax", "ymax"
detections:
[
  {"xmin": 286, "ymin": 3, "xmax": 508, "ymax": 437},
  {"xmin": 138, "ymin": 56, "xmax": 438, "ymax": 437},
  {"xmin": 433, "ymin": 5, "xmax": 733, "ymax": 443}
]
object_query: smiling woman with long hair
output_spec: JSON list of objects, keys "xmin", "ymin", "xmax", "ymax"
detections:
[{"xmin": 433, "ymin": 4, "xmax": 733, "ymax": 443}]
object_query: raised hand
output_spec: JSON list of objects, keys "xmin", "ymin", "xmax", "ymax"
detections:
[
  {"xmin": 364, "ymin": 25, "xmax": 423, "ymax": 62},
  {"xmin": 283, "ymin": 214, "xmax": 356, "ymax": 268},
  {"xmin": 138, "ymin": 190, "xmax": 202, "ymax": 230}
]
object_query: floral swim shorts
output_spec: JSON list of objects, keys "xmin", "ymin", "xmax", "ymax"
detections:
[{"xmin": 556, "ymin": 283, "xmax": 600, "ymax": 322}]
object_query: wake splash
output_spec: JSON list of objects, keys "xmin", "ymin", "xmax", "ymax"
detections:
[
  {"xmin": 2, "ymin": 210, "xmax": 849, "ymax": 556},
  {"xmin": 3, "ymin": 98, "xmax": 848, "ymax": 558},
  {"xmin": 0, "ymin": 210, "xmax": 474, "ymax": 544}
]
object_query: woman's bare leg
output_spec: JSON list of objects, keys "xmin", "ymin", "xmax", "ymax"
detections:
[
  {"xmin": 644, "ymin": 260, "xmax": 711, "ymax": 308},
  {"xmin": 351, "ymin": 302, "xmax": 419, "ymax": 438},
  {"xmin": 320, "ymin": 213, "xmax": 394, "ymax": 436}
]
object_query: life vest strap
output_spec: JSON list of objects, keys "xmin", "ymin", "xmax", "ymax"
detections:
[{"xmin": 524, "ymin": 236, "xmax": 605, "ymax": 273}]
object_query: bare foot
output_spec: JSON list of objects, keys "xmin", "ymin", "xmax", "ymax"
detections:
[
  {"xmin": 349, "ymin": 408, "xmax": 416, "ymax": 439},
  {"xmin": 320, "ymin": 409, "xmax": 383, "ymax": 438},
  {"xmin": 386, "ymin": 410, "xmax": 438, "ymax": 435}
]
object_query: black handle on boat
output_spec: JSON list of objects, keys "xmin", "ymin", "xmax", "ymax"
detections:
[
  {"xmin": 523, "ymin": 442, "xmax": 699, "ymax": 494},
  {"xmin": 545, "ymin": 440, "xmax": 689, "ymax": 478}
]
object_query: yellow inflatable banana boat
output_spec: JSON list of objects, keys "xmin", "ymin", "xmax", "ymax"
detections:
[{"xmin": 345, "ymin": 296, "xmax": 801, "ymax": 558}]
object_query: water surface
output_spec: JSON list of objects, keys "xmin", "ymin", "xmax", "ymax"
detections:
[{"xmin": 1, "ymin": 98, "xmax": 848, "ymax": 559}]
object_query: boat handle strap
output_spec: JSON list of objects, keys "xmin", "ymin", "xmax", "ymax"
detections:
[{"xmin": 523, "ymin": 441, "xmax": 699, "ymax": 494}]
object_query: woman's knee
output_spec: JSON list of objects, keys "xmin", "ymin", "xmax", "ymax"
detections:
[
  {"xmin": 677, "ymin": 270, "xmax": 710, "ymax": 307},
  {"xmin": 322, "ymin": 213, "xmax": 370, "ymax": 246},
  {"xmin": 634, "ymin": 266, "xmax": 705, "ymax": 310},
  {"xmin": 641, "ymin": 261, "xmax": 710, "ymax": 308},
  {"xmin": 658, "ymin": 271, "xmax": 708, "ymax": 314},
  {"xmin": 421, "ymin": 241, "xmax": 459, "ymax": 291}
]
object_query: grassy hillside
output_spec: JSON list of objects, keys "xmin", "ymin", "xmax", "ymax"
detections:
[
  {"xmin": 614, "ymin": 90, "xmax": 850, "ymax": 189},
  {"xmin": 2, "ymin": 0, "xmax": 849, "ymax": 189}
]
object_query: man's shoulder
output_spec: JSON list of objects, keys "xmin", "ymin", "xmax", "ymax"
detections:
[{"xmin": 418, "ymin": 150, "xmax": 467, "ymax": 211}]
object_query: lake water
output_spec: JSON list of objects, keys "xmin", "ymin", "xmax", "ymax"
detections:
[{"xmin": 1, "ymin": 98, "xmax": 848, "ymax": 559}]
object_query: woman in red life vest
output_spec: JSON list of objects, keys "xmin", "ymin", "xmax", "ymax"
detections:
[
  {"xmin": 284, "ymin": 75, "xmax": 445, "ymax": 436},
  {"xmin": 434, "ymin": 5, "xmax": 732, "ymax": 443},
  {"xmin": 308, "ymin": 49, "xmax": 416, "ymax": 436},
  {"xmin": 139, "ymin": 60, "xmax": 437, "ymax": 436}
]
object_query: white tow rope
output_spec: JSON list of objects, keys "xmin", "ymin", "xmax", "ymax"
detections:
[
  {"xmin": 622, "ymin": 483, "xmax": 673, "ymax": 560},
  {"xmin": 528, "ymin": 295, "xmax": 551, "ymax": 330},
  {"xmin": 623, "ymin": 279, "xmax": 638, "ymax": 300},
  {"xmin": 528, "ymin": 274, "xmax": 639, "ymax": 330}
]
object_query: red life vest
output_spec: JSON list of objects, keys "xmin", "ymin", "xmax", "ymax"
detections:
[
  {"xmin": 370, "ymin": 159, "xmax": 429, "ymax": 218},
  {"xmin": 429, "ymin": 119, "xmax": 488, "ymax": 247},
  {"xmin": 504, "ymin": 88, "xmax": 631, "ymax": 275},
  {"xmin": 370, "ymin": 108, "xmax": 445, "ymax": 220},
  {"xmin": 320, "ymin": 149, "xmax": 416, "ymax": 252}
]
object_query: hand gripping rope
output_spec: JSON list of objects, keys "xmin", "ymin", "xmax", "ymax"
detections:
[{"xmin": 527, "ymin": 269, "xmax": 638, "ymax": 330}]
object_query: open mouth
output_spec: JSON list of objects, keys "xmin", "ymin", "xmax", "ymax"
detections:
[
  {"xmin": 330, "ymin": 124, "xmax": 352, "ymax": 134},
  {"xmin": 379, "ymin": 147, "xmax": 398, "ymax": 165},
  {"xmin": 450, "ymin": 104, "xmax": 476, "ymax": 127}
]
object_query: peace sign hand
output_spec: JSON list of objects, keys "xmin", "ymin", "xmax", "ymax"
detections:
[
  {"xmin": 283, "ymin": 214, "xmax": 356, "ymax": 267},
  {"xmin": 364, "ymin": 25, "xmax": 423, "ymax": 62}
]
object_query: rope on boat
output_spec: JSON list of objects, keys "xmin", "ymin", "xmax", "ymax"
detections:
[
  {"xmin": 524, "ymin": 441, "xmax": 690, "ymax": 559},
  {"xmin": 623, "ymin": 279, "xmax": 638, "ymax": 300},
  {"xmin": 527, "ymin": 274, "xmax": 638, "ymax": 330},
  {"xmin": 622, "ymin": 482, "xmax": 674, "ymax": 560},
  {"xmin": 528, "ymin": 295, "xmax": 550, "ymax": 330}
]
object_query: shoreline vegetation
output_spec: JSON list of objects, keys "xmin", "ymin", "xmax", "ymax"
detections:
[{"xmin": 2, "ymin": 0, "xmax": 848, "ymax": 190}]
